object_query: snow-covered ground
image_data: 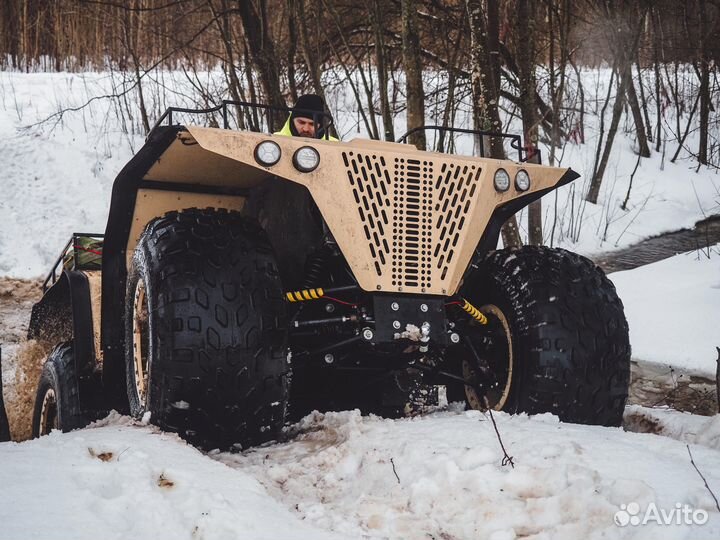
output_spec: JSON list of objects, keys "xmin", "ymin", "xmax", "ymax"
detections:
[
  {"xmin": 1, "ymin": 408, "xmax": 719, "ymax": 540},
  {"xmin": 609, "ymin": 245, "xmax": 720, "ymax": 376}
]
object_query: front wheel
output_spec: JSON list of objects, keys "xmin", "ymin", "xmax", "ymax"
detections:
[
  {"xmin": 124, "ymin": 208, "xmax": 289, "ymax": 449},
  {"xmin": 453, "ymin": 246, "xmax": 630, "ymax": 426}
]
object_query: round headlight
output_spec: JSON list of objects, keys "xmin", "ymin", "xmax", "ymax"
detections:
[
  {"xmin": 293, "ymin": 146, "xmax": 320, "ymax": 172},
  {"xmin": 493, "ymin": 168, "xmax": 511, "ymax": 192},
  {"xmin": 515, "ymin": 169, "xmax": 531, "ymax": 191},
  {"xmin": 254, "ymin": 140, "xmax": 281, "ymax": 167}
]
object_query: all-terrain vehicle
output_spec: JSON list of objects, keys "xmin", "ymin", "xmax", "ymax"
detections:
[{"xmin": 21, "ymin": 101, "xmax": 630, "ymax": 449}]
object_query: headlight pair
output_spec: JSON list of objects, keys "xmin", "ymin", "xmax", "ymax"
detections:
[
  {"xmin": 493, "ymin": 168, "xmax": 531, "ymax": 192},
  {"xmin": 254, "ymin": 141, "xmax": 320, "ymax": 173}
]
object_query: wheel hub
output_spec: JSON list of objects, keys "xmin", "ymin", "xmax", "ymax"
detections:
[
  {"xmin": 132, "ymin": 278, "xmax": 150, "ymax": 408},
  {"xmin": 39, "ymin": 388, "xmax": 58, "ymax": 435},
  {"xmin": 462, "ymin": 304, "xmax": 513, "ymax": 411}
]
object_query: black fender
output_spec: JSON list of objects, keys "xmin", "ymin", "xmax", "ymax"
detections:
[
  {"xmin": 467, "ymin": 168, "xmax": 580, "ymax": 268},
  {"xmin": 100, "ymin": 126, "xmax": 181, "ymax": 410},
  {"xmin": 27, "ymin": 270, "xmax": 105, "ymax": 414},
  {"xmin": 28, "ymin": 271, "xmax": 96, "ymax": 375}
]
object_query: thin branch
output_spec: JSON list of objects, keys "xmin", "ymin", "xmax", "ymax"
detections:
[
  {"xmin": 483, "ymin": 397, "xmax": 515, "ymax": 468},
  {"xmin": 390, "ymin": 457, "xmax": 401, "ymax": 483},
  {"xmin": 686, "ymin": 444, "xmax": 720, "ymax": 512}
]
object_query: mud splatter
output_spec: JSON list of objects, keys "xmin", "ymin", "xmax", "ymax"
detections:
[{"xmin": 1, "ymin": 277, "xmax": 46, "ymax": 441}]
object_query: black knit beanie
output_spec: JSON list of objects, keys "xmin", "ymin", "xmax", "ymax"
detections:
[{"xmin": 291, "ymin": 94, "xmax": 325, "ymax": 120}]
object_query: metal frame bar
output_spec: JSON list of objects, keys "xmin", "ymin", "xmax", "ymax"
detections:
[
  {"xmin": 396, "ymin": 125, "xmax": 541, "ymax": 163},
  {"xmin": 43, "ymin": 233, "xmax": 105, "ymax": 293},
  {"xmin": 149, "ymin": 100, "xmax": 334, "ymax": 140}
]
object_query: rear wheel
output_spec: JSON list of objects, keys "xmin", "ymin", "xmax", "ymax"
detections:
[
  {"xmin": 32, "ymin": 343, "xmax": 90, "ymax": 436},
  {"xmin": 124, "ymin": 208, "xmax": 289, "ymax": 449},
  {"xmin": 453, "ymin": 246, "xmax": 630, "ymax": 426}
]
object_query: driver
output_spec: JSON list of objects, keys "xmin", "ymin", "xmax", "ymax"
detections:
[{"xmin": 274, "ymin": 94, "xmax": 338, "ymax": 140}]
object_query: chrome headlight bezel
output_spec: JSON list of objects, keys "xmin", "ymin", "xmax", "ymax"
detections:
[
  {"xmin": 293, "ymin": 146, "xmax": 320, "ymax": 173},
  {"xmin": 254, "ymin": 140, "xmax": 281, "ymax": 167},
  {"xmin": 515, "ymin": 169, "xmax": 531, "ymax": 192},
  {"xmin": 493, "ymin": 168, "xmax": 511, "ymax": 192}
]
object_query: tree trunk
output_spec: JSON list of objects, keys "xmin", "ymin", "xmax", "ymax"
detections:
[
  {"xmin": 295, "ymin": 0, "xmax": 326, "ymax": 101},
  {"xmin": 286, "ymin": 0, "xmax": 299, "ymax": 103},
  {"xmin": 697, "ymin": 0, "xmax": 710, "ymax": 165},
  {"xmin": 237, "ymin": 0, "xmax": 285, "ymax": 120},
  {"xmin": 625, "ymin": 68, "xmax": 651, "ymax": 157},
  {"xmin": 586, "ymin": 7, "xmax": 645, "ymax": 204},
  {"xmin": 652, "ymin": 9, "xmax": 663, "ymax": 152},
  {"xmin": 371, "ymin": 0, "xmax": 394, "ymax": 141},
  {"xmin": 401, "ymin": 0, "xmax": 425, "ymax": 149},
  {"xmin": 517, "ymin": 0, "xmax": 542, "ymax": 245},
  {"xmin": 587, "ymin": 67, "xmax": 627, "ymax": 204},
  {"xmin": 635, "ymin": 61, "xmax": 653, "ymax": 143},
  {"xmin": 466, "ymin": 0, "xmax": 521, "ymax": 247},
  {"xmin": 209, "ymin": 0, "xmax": 245, "ymax": 127}
]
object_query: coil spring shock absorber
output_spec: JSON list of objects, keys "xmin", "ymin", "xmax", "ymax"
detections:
[{"xmin": 302, "ymin": 243, "xmax": 335, "ymax": 288}]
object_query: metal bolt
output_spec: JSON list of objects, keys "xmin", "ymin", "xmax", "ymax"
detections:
[
  {"xmin": 391, "ymin": 302, "xmax": 400, "ymax": 311},
  {"xmin": 362, "ymin": 328, "xmax": 374, "ymax": 341},
  {"xmin": 420, "ymin": 303, "xmax": 428, "ymax": 312},
  {"xmin": 392, "ymin": 320, "xmax": 401, "ymax": 329},
  {"xmin": 450, "ymin": 332, "xmax": 460, "ymax": 344},
  {"xmin": 324, "ymin": 353, "xmax": 335, "ymax": 364},
  {"xmin": 325, "ymin": 303, "xmax": 335, "ymax": 313}
]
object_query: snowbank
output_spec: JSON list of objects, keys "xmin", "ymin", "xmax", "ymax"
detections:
[
  {"xmin": 0, "ymin": 414, "xmax": 345, "ymax": 540},
  {"xmin": 1, "ymin": 409, "xmax": 719, "ymax": 539},
  {"xmin": 609, "ymin": 246, "xmax": 720, "ymax": 376}
]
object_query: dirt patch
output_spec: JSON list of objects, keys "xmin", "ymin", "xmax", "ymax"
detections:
[
  {"xmin": 628, "ymin": 360, "xmax": 718, "ymax": 416},
  {"xmin": 1, "ymin": 277, "xmax": 46, "ymax": 441}
]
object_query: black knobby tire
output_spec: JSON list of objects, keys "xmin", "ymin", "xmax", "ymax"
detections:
[
  {"xmin": 32, "ymin": 343, "xmax": 90, "ymax": 436},
  {"xmin": 124, "ymin": 208, "xmax": 289, "ymax": 449},
  {"xmin": 456, "ymin": 246, "xmax": 630, "ymax": 426}
]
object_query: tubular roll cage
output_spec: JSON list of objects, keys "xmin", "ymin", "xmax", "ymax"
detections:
[
  {"xmin": 149, "ymin": 100, "xmax": 335, "ymax": 140},
  {"xmin": 397, "ymin": 125, "xmax": 541, "ymax": 163},
  {"xmin": 149, "ymin": 100, "xmax": 540, "ymax": 163},
  {"xmin": 43, "ymin": 233, "xmax": 105, "ymax": 293}
]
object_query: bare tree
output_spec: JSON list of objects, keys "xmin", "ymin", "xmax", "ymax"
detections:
[
  {"xmin": 466, "ymin": 0, "xmax": 522, "ymax": 247},
  {"xmin": 516, "ymin": 0, "xmax": 542, "ymax": 245},
  {"xmin": 586, "ymin": 2, "xmax": 646, "ymax": 204},
  {"xmin": 401, "ymin": 0, "xmax": 426, "ymax": 149},
  {"xmin": 237, "ymin": 0, "xmax": 285, "ymax": 114},
  {"xmin": 371, "ymin": 0, "xmax": 395, "ymax": 141}
]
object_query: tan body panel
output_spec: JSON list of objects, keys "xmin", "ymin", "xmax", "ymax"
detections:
[
  {"xmin": 138, "ymin": 127, "xmax": 571, "ymax": 296},
  {"xmin": 83, "ymin": 270, "xmax": 103, "ymax": 364}
]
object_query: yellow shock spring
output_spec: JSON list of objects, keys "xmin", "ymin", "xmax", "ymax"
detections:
[
  {"xmin": 460, "ymin": 298, "xmax": 488, "ymax": 325},
  {"xmin": 285, "ymin": 288, "xmax": 325, "ymax": 302}
]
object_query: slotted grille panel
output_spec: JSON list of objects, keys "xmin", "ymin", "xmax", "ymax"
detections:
[
  {"xmin": 433, "ymin": 163, "xmax": 481, "ymax": 281},
  {"xmin": 342, "ymin": 151, "xmax": 481, "ymax": 292}
]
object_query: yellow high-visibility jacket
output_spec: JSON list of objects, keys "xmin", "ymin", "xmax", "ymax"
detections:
[{"xmin": 274, "ymin": 116, "xmax": 339, "ymax": 141}]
